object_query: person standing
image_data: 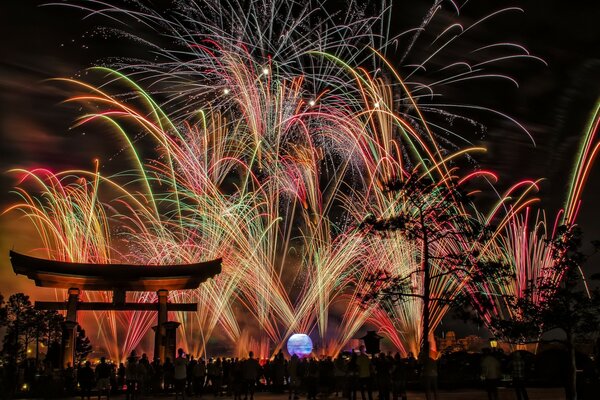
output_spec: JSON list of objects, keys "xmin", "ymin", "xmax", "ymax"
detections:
[
  {"xmin": 187, "ymin": 357, "xmax": 197, "ymax": 396},
  {"xmin": 117, "ymin": 363, "xmax": 125, "ymax": 390},
  {"xmin": 125, "ymin": 351, "xmax": 140, "ymax": 400},
  {"xmin": 95, "ymin": 357, "xmax": 111, "ymax": 399},
  {"xmin": 272, "ymin": 351, "xmax": 286, "ymax": 393},
  {"xmin": 347, "ymin": 353, "xmax": 360, "ymax": 400},
  {"xmin": 356, "ymin": 346, "xmax": 373, "ymax": 400},
  {"xmin": 242, "ymin": 351, "xmax": 260, "ymax": 400},
  {"xmin": 164, "ymin": 357, "xmax": 175, "ymax": 393},
  {"xmin": 231, "ymin": 359, "xmax": 243, "ymax": 400},
  {"xmin": 151, "ymin": 357, "xmax": 164, "ymax": 394},
  {"xmin": 333, "ymin": 354, "xmax": 347, "ymax": 398},
  {"xmin": 306, "ymin": 358, "xmax": 319, "ymax": 400},
  {"xmin": 63, "ymin": 362, "xmax": 76, "ymax": 395},
  {"xmin": 78, "ymin": 361, "xmax": 95, "ymax": 400},
  {"xmin": 174, "ymin": 348, "xmax": 189, "ymax": 399},
  {"xmin": 320, "ymin": 356, "xmax": 335, "ymax": 397},
  {"xmin": 421, "ymin": 355, "xmax": 438, "ymax": 400},
  {"xmin": 510, "ymin": 352, "xmax": 529, "ymax": 400},
  {"xmin": 138, "ymin": 353, "xmax": 152, "ymax": 396},
  {"xmin": 206, "ymin": 358, "xmax": 221, "ymax": 396},
  {"xmin": 391, "ymin": 354, "xmax": 407, "ymax": 400},
  {"xmin": 288, "ymin": 354, "xmax": 300, "ymax": 400},
  {"xmin": 193, "ymin": 357, "xmax": 207, "ymax": 396},
  {"xmin": 375, "ymin": 353, "xmax": 391, "ymax": 400},
  {"xmin": 481, "ymin": 349, "xmax": 502, "ymax": 400}
]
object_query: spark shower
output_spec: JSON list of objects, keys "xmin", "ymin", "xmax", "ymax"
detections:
[{"xmin": 5, "ymin": 0, "xmax": 599, "ymax": 361}]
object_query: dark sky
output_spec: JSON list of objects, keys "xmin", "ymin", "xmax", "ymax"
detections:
[{"xmin": 0, "ymin": 0, "xmax": 598, "ymax": 304}]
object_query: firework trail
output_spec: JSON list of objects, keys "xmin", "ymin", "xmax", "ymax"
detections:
[
  {"xmin": 467, "ymin": 101, "xmax": 600, "ymax": 339},
  {"xmin": 6, "ymin": 0, "xmax": 564, "ymax": 359}
]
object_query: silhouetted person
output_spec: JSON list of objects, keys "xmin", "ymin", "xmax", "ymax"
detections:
[
  {"xmin": 306, "ymin": 358, "xmax": 319, "ymax": 400},
  {"xmin": 125, "ymin": 351, "xmax": 140, "ymax": 400},
  {"xmin": 510, "ymin": 352, "xmax": 528, "ymax": 400},
  {"xmin": 117, "ymin": 363, "xmax": 125, "ymax": 388},
  {"xmin": 174, "ymin": 348, "xmax": 189, "ymax": 399},
  {"xmin": 242, "ymin": 351, "xmax": 260, "ymax": 400},
  {"xmin": 152, "ymin": 358, "xmax": 164, "ymax": 394},
  {"xmin": 347, "ymin": 353, "xmax": 360, "ymax": 400},
  {"xmin": 421, "ymin": 355, "xmax": 438, "ymax": 400},
  {"xmin": 79, "ymin": 361, "xmax": 95, "ymax": 400},
  {"xmin": 288, "ymin": 354, "xmax": 300, "ymax": 400},
  {"xmin": 333, "ymin": 354, "xmax": 347, "ymax": 397},
  {"xmin": 193, "ymin": 357, "xmax": 206, "ymax": 396},
  {"xmin": 272, "ymin": 351, "xmax": 286, "ymax": 393},
  {"xmin": 391, "ymin": 354, "xmax": 407, "ymax": 400},
  {"xmin": 64, "ymin": 362, "xmax": 76, "ymax": 395},
  {"xmin": 481, "ymin": 349, "xmax": 501, "ymax": 400},
  {"xmin": 231, "ymin": 358, "xmax": 244, "ymax": 400},
  {"xmin": 375, "ymin": 353, "xmax": 391, "ymax": 400},
  {"xmin": 95, "ymin": 357, "xmax": 111, "ymax": 399},
  {"xmin": 164, "ymin": 357, "xmax": 175, "ymax": 392},
  {"xmin": 406, "ymin": 352, "xmax": 417, "ymax": 382},
  {"xmin": 139, "ymin": 353, "xmax": 152, "ymax": 395},
  {"xmin": 357, "ymin": 346, "xmax": 373, "ymax": 400},
  {"xmin": 320, "ymin": 356, "xmax": 335, "ymax": 396},
  {"xmin": 262, "ymin": 360, "xmax": 271, "ymax": 391},
  {"xmin": 207, "ymin": 358, "xmax": 221, "ymax": 396},
  {"xmin": 187, "ymin": 356, "xmax": 196, "ymax": 396}
]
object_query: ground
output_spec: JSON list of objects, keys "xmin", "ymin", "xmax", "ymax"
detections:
[{"xmin": 17, "ymin": 388, "xmax": 568, "ymax": 400}]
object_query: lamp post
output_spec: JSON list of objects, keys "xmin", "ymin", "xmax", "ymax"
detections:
[{"xmin": 361, "ymin": 331, "xmax": 384, "ymax": 356}]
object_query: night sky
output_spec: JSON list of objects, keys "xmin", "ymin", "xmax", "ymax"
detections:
[{"xmin": 0, "ymin": 0, "xmax": 599, "ymax": 322}]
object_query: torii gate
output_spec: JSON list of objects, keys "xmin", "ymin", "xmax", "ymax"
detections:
[{"xmin": 9, "ymin": 251, "xmax": 221, "ymax": 367}]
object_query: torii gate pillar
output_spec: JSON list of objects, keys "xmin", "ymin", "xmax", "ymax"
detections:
[
  {"xmin": 163, "ymin": 321, "xmax": 181, "ymax": 362},
  {"xmin": 154, "ymin": 289, "xmax": 169, "ymax": 362},
  {"xmin": 61, "ymin": 288, "xmax": 80, "ymax": 368}
]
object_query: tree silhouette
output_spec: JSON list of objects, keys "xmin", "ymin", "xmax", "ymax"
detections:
[
  {"xmin": 465, "ymin": 225, "xmax": 600, "ymax": 400},
  {"xmin": 0, "ymin": 293, "xmax": 6, "ymax": 327},
  {"xmin": 1, "ymin": 293, "xmax": 33, "ymax": 363},
  {"xmin": 75, "ymin": 325, "xmax": 92, "ymax": 364},
  {"xmin": 27, "ymin": 308, "xmax": 64, "ymax": 363},
  {"xmin": 1, "ymin": 293, "xmax": 67, "ymax": 365},
  {"xmin": 360, "ymin": 173, "xmax": 512, "ymax": 358}
]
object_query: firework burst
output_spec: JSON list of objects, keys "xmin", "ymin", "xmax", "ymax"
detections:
[{"xmin": 6, "ymin": 0, "xmax": 583, "ymax": 360}]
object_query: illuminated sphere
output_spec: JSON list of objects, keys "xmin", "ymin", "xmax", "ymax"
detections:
[{"xmin": 287, "ymin": 334, "xmax": 313, "ymax": 357}]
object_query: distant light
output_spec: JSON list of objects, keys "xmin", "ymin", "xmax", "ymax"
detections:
[
  {"xmin": 223, "ymin": 88, "xmax": 230, "ymax": 95},
  {"xmin": 287, "ymin": 333, "xmax": 313, "ymax": 358},
  {"xmin": 308, "ymin": 100, "xmax": 316, "ymax": 107},
  {"xmin": 262, "ymin": 67, "xmax": 270, "ymax": 75},
  {"xmin": 373, "ymin": 102, "xmax": 380, "ymax": 108}
]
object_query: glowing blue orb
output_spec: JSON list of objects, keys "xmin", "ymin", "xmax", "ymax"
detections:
[{"xmin": 287, "ymin": 334, "xmax": 313, "ymax": 357}]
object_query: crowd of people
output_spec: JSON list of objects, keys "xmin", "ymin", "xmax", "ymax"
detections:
[
  {"xmin": 0, "ymin": 346, "xmax": 537, "ymax": 400},
  {"xmin": 53, "ymin": 345, "xmax": 532, "ymax": 400},
  {"xmin": 61, "ymin": 345, "xmax": 414, "ymax": 400}
]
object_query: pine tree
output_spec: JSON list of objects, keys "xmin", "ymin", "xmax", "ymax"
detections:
[
  {"xmin": 75, "ymin": 325, "xmax": 92, "ymax": 364},
  {"xmin": 466, "ymin": 225, "xmax": 600, "ymax": 400},
  {"xmin": 360, "ymin": 173, "xmax": 512, "ymax": 358},
  {"xmin": 1, "ymin": 293, "xmax": 33, "ymax": 363}
]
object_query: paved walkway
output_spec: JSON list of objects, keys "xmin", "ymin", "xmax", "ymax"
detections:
[{"xmin": 34, "ymin": 388, "xmax": 566, "ymax": 400}]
